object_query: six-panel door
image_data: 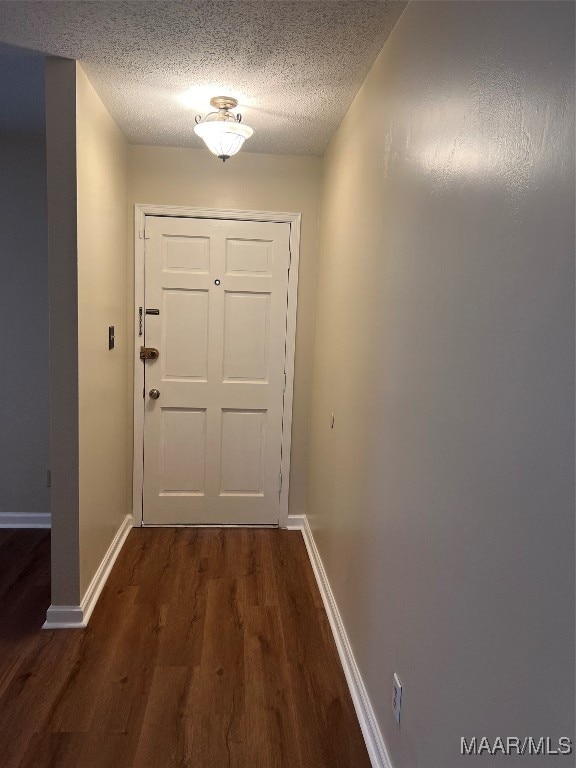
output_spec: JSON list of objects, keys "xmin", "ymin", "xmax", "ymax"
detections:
[{"xmin": 142, "ymin": 216, "xmax": 290, "ymax": 525}]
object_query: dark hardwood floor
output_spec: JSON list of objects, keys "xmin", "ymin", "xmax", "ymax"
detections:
[{"xmin": 0, "ymin": 528, "xmax": 371, "ymax": 768}]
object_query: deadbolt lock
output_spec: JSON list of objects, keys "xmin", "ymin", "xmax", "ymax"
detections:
[{"xmin": 140, "ymin": 346, "xmax": 159, "ymax": 361}]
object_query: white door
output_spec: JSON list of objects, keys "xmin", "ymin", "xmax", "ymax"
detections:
[{"xmin": 142, "ymin": 215, "xmax": 290, "ymax": 525}]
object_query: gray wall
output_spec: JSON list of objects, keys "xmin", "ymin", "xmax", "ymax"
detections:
[
  {"xmin": 0, "ymin": 133, "xmax": 50, "ymax": 514},
  {"xmin": 45, "ymin": 56, "xmax": 80, "ymax": 605},
  {"xmin": 308, "ymin": 2, "xmax": 575, "ymax": 767}
]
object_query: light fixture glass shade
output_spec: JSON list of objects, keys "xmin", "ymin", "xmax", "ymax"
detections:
[{"xmin": 194, "ymin": 121, "xmax": 253, "ymax": 160}]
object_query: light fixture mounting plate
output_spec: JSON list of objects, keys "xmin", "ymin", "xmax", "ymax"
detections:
[{"xmin": 210, "ymin": 96, "xmax": 238, "ymax": 110}]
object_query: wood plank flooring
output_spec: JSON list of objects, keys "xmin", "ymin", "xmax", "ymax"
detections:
[{"xmin": 0, "ymin": 528, "xmax": 371, "ymax": 768}]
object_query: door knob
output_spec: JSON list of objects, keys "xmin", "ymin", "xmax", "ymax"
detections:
[{"xmin": 149, "ymin": 389, "xmax": 160, "ymax": 400}]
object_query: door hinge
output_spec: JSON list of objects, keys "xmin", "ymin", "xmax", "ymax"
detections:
[
  {"xmin": 139, "ymin": 228, "xmax": 150, "ymax": 240},
  {"xmin": 283, "ymin": 371, "xmax": 287, "ymax": 392},
  {"xmin": 279, "ymin": 472, "xmax": 283, "ymax": 493},
  {"xmin": 138, "ymin": 307, "xmax": 143, "ymax": 337}
]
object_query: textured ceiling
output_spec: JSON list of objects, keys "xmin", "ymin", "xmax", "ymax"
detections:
[{"xmin": 0, "ymin": 1, "xmax": 406, "ymax": 155}]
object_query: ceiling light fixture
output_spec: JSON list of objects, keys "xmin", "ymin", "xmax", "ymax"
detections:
[{"xmin": 194, "ymin": 96, "xmax": 253, "ymax": 162}]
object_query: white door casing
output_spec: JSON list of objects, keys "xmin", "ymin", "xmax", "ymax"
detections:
[{"xmin": 132, "ymin": 206, "xmax": 301, "ymax": 527}]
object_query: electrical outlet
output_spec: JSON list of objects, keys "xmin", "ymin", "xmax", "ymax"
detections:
[{"xmin": 392, "ymin": 673, "xmax": 402, "ymax": 725}]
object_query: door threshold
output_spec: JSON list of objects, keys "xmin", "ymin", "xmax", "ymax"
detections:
[{"xmin": 139, "ymin": 523, "xmax": 280, "ymax": 529}]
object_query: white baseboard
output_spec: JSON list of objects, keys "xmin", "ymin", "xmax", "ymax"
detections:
[
  {"xmin": 0, "ymin": 512, "xmax": 51, "ymax": 528},
  {"xmin": 42, "ymin": 604, "xmax": 84, "ymax": 628},
  {"xmin": 43, "ymin": 514, "xmax": 133, "ymax": 630},
  {"xmin": 299, "ymin": 515, "xmax": 394, "ymax": 768},
  {"xmin": 286, "ymin": 514, "xmax": 305, "ymax": 530}
]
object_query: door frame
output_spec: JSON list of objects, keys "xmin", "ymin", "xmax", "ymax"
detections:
[{"xmin": 132, "ymin": 204, "xmax": 301, "ymax": 529}]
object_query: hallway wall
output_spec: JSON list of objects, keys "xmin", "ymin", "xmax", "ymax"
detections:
[
  {"xmin": 76, "ymin": 64, "xmax": 131, "ymax": 596},
  {"xmin": 128, "ymin": 146, "xmax": 322, "ymax": 517},
  {"xmin": 307, "ymin": 2, "xmax": 575, "ymax": 766},
  {"xmin": 45, "ymin": 59, "xmax": 132, "ymax": 607}
]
